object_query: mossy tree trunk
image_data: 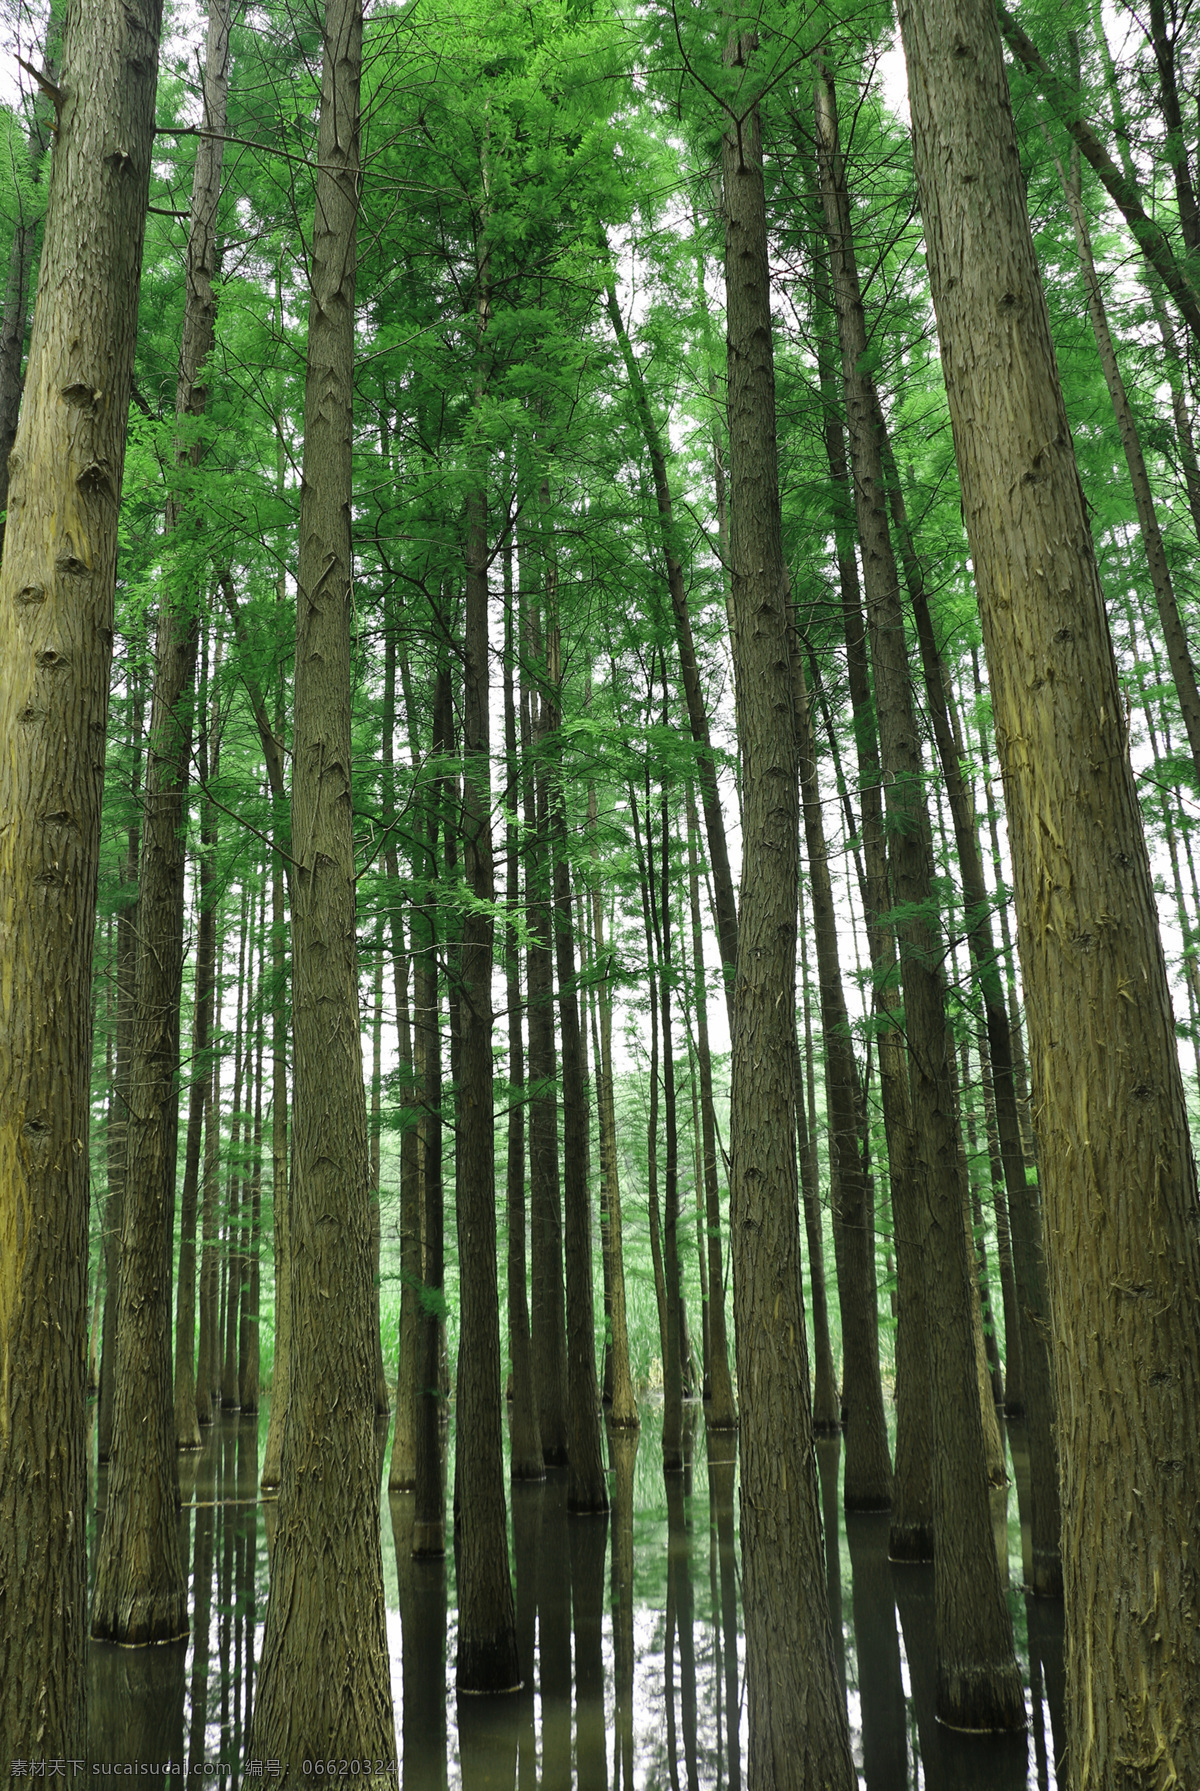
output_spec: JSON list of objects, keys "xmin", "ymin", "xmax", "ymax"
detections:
[
  {"xmin": 900, "ymin": 0, "xmax": 1200, "ymax": 1776},
  {"xmin": 0, "ymin": 0, "xmax": 162, "ymax": 1747}
]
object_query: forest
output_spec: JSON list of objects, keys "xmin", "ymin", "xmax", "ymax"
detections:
[{"xmin": 1, "ymin": 0, "xmax": 1199, "ymax": 1783}]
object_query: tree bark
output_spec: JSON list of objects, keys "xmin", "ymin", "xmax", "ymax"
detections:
[
  {"xmin": 899, "ymin": 0, "xmax": 1200, "ymax": 1777},
  {"xmin": 249, "ymin": 0, "xmax": 395, "ymax": 1756},
  {"xmin": 0, "ymin": 0, "xmax": 163, "ymax": 1746},
  {"xmin": 720, "ymin": 46, "xmax": 856, "ymax": 1789},
  {"xmin": 454, "ymin": 323, "xmax": 521, "ymax": 1682}
]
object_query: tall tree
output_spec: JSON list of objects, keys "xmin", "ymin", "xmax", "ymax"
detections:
[
  {"xmin": 249, "ymin": 0, "xmax": 395, "ymax": 1756},
  {"xmin": 899, "ymin": 0, "xmax": 1200, "ymax": 1780},
  {"xmin": 720, "ymin": 35, "xmax": 856, "ymax": 1789},
  {"xmin": 0, "ymin": 0, "xmax": 163, "ymax": 1749}
]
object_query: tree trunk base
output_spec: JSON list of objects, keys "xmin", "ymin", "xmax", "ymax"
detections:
[
  {"xmin": 936, "ymin": 1660, "xmax": 1026, "ymax": 1733},
  {"xmin": 456, "ymin": 1635, "xmax": 522, "ymax": 1695},
  {"xmin": 889, "ymin": 1521, "xmax": 934, "ymax": 1563},
  {"xmin": 412, "ymin": 1521, "xmax": 446, "ymax": 1557}
]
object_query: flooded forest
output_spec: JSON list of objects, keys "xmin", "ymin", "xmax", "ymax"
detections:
[{"xmin": 2, "ymin": 0, "xmax": 1199, "ymax": 1785}]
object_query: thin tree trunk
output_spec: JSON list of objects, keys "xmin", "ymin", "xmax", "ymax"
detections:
[
  {"xmin": 412, "ymin": 660, "xmax": 450, "ymax": 1558},
  {"xmin": 504, "ymin": 566, "xmax": 544, "ymax": 1479},
  {"xmin": 685, "ymin": 784, "xmax": 735, "ymax": 1430},
  {"xmin": 899, "ymin": 1, "xmax": 1200, "ymax": 1773},
  {"xmin": 454, "ymin": 265, "xmax": 521, "ymax": 1678},
  {"xmin": 796, "ymin": 868, "xmax": 839, "ymax": 1438},
  {"xmin": 720, "ymin": 45, "xmax": 857, "ymax": 1787},
  {"xmin": 175, "ymin": 631, "xmax": 217, "ymax": 1450},
  {"xmin": 99, "ymin": 673, "xmax": 146, "ymax": 1461}
]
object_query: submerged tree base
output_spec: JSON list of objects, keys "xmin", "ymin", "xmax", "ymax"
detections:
[
  {"xmin": 889, "ymin": 1521, "xmax": 934, "ymax": 1564},
  {"xmin": 936, "ymin": 1660, "xmax": 1026, "ymax": 1733},
  {"xmin": 91, "ymin": 1593, "xmax": 189, "ymax": 1648},
  {"xmin": 456, "ymin": 1633, "xmax": 522, "ymax": 1695}
]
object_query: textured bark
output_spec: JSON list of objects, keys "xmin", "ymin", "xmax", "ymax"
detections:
[
  {"xmin": 77, "ymin": 34, "xmax": 203, "ymax": 1614},
  {"xmin": 721, "ymin": 51, "xmax": 857, "ymax": 1790},
  {"xmin": 0, "ymin": 0, "xmax": 162, "ymax": 1747},
  {"xmin": 221, "ymin": 889, "xmax": 247, "ymax": 1411},
  {"xmin": 899, "ymin": 1, "xmax": 1200, "ymax": 1779},
  {"xmin": 454, "ymin": 379, "xmax": 520, "ymax": 1683},
  {"xmin": 816, "ymin": 64, "xmax": 1023, "ymax": 1730},
  {"xmin": 249, "ymin": 0, "xmax": 395, "ymax": 1757}
]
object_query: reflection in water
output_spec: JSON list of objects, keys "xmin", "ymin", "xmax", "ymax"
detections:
[
  {"xmin": 845, "ymin": 1511, "xmax": 906, "ymax": 1791},
  {"xmin": 609, "ymin": 1425, "xmax": 638, "ymax": 1791},
  {"xmin": 816, "ymin": 1438, "xmax": 848, "ymax": 1700},
  {"xmin": 393, "ymin": 1488, "xmax": 448, "ymax": 1790},
  {"xmin": 81, "ymin": 1398, "xmax": 1065, "ymax": 1788},
  {"xmin": 539, "ymin": 1470, "xmax": 574, "ymax": 1790},
  {"xmin": 705, "ymin": 1427, "xmax": 740, "ymax": 1791},
  {"xmin": 664, "ymin": 1419, "xmax": 699, "ymax": 1791},
  {"xmin": 510, "ymin": 1480, "xmax": 543, "ymax": 1791},
  {"xmin": 571, "ymin": 1502, "xmax": 609, "ymax": 1791}
]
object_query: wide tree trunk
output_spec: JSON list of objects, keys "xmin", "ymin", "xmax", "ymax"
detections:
[
  {"xmin": 0, "ymin": 0, "xmax": 162, "ymax": 1748},
  {"xmin": 720, "ymin": 45, "xmax": 856, "ymax": 1790},
  {"xmin": 816, "ymin": 63, "xmax": 1023, "ymax": 1731},
  {"xmin": 900, "ymin": 1, "xmax": 1200, "ymax": 1779},
  {"xmin": 249, "ymin": 0, "xmax": 395, "ymax": 1756}
]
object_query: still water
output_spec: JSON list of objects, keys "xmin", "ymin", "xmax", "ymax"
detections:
[{"xmin": 86, "ymin": 1401, "xmax": 1065, "ymax": 1788}]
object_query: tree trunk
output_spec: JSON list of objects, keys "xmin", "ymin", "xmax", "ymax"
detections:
[
  {"xmin": 545, "ymin": 593, "xmax": 608, "ymax": 1514},
  {"xmin": 796, "ymin": 880, "xmax": 840, "ymax": 1439},
  {"xmin": 0, "ymin": 0, "xmax": 163, "ymax": 1743},
  {"xmin": 249, "ymin": 0, "xmax": 394, "ymax": 1755},
  {"xmin": 175, "ymin": 634, "xmax": 217, "ymax": 1450},
  {"xmin": 100, "ymin": 673, "xmax": 146, "ymax": 1460},
  {"xmin": 795, "ymin": 653, "xmax": 893, "ymax": 1512},
  {"xmin": 523, "ymin": 586, "xmax": 569, "ymax": 1467},
  {"xmin": 453, "ymin": 329, "xmax": 520, "ymax": 1682},
  {"xmin": 816, "ymin": 62, "xmax": 1023, "ymax": 1730},
  {"xmin": 899, "ymin": 0, "xmax": 1200, "ymax": 1776},
  {"xmin": 720, "ymin": 46, "xmax": 857, "ymax": 1789},
  {"xmin": 412, "ymin": 660, "xmax": 450, "ymax": 1557},
  {"xmin": 685, "ymin": 784, "xmax": 735, "ymax": 1430},
  {"xmin": 504, "ymin": 568, "xmax": 544, "ymax": 1479},
  {"xmin": 0, "ymin": 13, "xmax": 59, "ymax": 537}
]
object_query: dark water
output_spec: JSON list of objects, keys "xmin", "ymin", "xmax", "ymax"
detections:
[{"xmin": 85, "ymin": 1402, "xmax": 1065, "ymax": 1788}]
